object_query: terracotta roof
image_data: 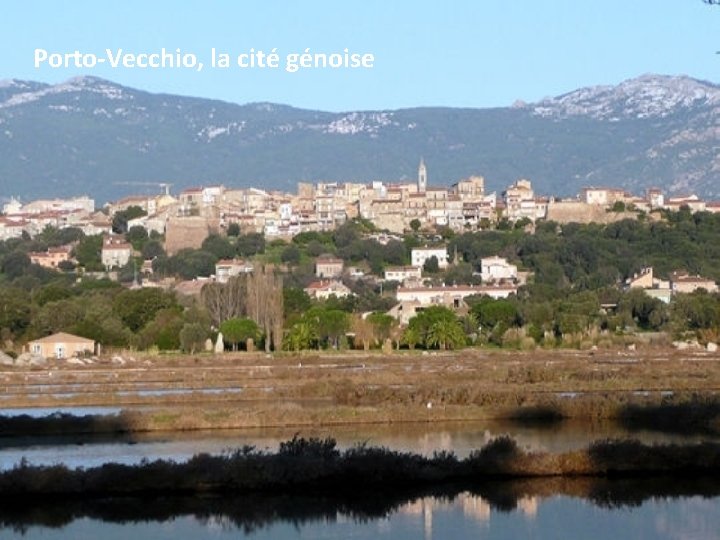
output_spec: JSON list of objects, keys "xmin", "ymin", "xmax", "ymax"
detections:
[
  {"xmin": 398, "ymin": 285, "xmax": 517, "ymax": 293},
  {"xmin": 30, "ymin": 332, "xmax": 94, "ymax": 344}
]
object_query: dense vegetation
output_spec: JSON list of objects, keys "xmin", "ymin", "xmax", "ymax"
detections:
[
  {"xmin": 1, "ymin": 210, "xmax": 719, "ymax": 354},
  {"xmin": 2, "ymin": 436, "xmax": 720, "ymax": 497}
]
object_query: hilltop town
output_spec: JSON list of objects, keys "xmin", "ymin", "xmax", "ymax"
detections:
[
  {"xmin": 1, "ymin": 161, "xmax": 720, "ymax": 361},
  {"xmin": 3, "ymin": 160, "xmax": 719, "ymax": 245}
]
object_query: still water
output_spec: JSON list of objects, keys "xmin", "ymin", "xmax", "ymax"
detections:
[
  {"xmin": 0, "ymin": 408, "xmax": 719, "ymax": 539},
  {"xmin": 2, "ymin": 491, "xmax": 718, "ymax": 539},
  {"xmin": 0, "ymin": 417, "xmax": 716, "ymax": 470}
]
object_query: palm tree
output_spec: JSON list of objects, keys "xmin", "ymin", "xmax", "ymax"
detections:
[
  {"xmin": 283, "ymin": 321, "xmax": 317, "ymax": 352},
  {"xmin": 427, "ymin": 318, "xmax": 466, "ymax": 350},
  {"xmin": 401, "ymin": 326, "xmax": 422, "ymax": 350}
]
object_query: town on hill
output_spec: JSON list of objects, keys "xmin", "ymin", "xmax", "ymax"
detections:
[{"xmin": 1, "ymin": 160, "xmax": 719, "ymax": 361}]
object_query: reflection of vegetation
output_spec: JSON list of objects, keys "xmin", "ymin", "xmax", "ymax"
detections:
[
  {"xmin": 2, "ymin": 475, "xmax": 719, "ymax": 534},
  {"xmin": 617, "ymin": 397, "xmax": 720, "ymax": 435},
  {"xmin": 2, "ymin": 436, "xmax": 720, "ymax": 498}
]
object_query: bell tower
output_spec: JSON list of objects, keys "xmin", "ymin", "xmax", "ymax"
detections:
[{"xmin": 418, "ymin": 158, "xmax": 427, "ymax": 193}]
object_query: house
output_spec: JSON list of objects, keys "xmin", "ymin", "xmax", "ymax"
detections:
[
  {"xmin": 174, "ymin": 278, "xmax": 211, "ymax": 296},
  {"xmin": 503, "ymin": 179, "xmax": 538, "ymax": 221},
  {"xmin": 581, "ymin": 186, "xmax": 628, "ymax": 206},
  {"xmin": 671, "ymin": 272, "xmax": 718, "ymax": 294},
  {"xmin": 101, "ymin": 236, "xmax": 132, "ymax": 270},
  {"xmin": 625, "ymin": 267, "xmax": 655, "ymax": 289},
  {"xmin": 27, "ymin": 332, "xmax": 95, "ymax": 359},
  {"xmin": 28, "ymin": 245, "xmax": 74, "ymax": 269},
  {"xmin": 480, "ymin": 256, "xmax": 518, "ymax": 283},
  {"xmin": 315, "ymin": 257, "xmax": 344, "ymax": 278},
  {"xmin": 384, "ymin": 266, "xmax": 422, "ymax": 283},
  {"xmin": 387, "ymin": 300, "xmax": 426, "ymax": 325},
  {"xmin": 396, "ymin": 284, "xmax": 517, "ymax": 306},
  {"xmin": 411, "ymin": 247, "xmax": 448, "ymax": 269},
  {"xmin": 215, "ymin": 258, "xmax": 254, "ymax": 283},
  {"xmin": 304, "ymin": 280, "xmax": 352, "ymax": 300},
  {"xmin": 623, "ymin": 267, "xmax": 715, "ymax": 302}
]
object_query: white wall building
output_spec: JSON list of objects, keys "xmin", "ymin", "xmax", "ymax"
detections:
[
  {"xmin": 396, "ymin": 285, "xmax": 516, "ymax": 306},
  {"xmin": 480, "ymin": 256, "xmax": 518, "ymax": 283},
  {"xmin": 384, "ymin": 266, "xmax": 422, "ymax": 282},
  {"xmin": 101, "ymin": 236, "xmax": 132, "ymax": 270},
  {"xmin": 411, "ymin": 247, "xmax": 448, "ymax": 269}
]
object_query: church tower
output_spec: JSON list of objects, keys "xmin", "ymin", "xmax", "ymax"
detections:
[{"xmin": 418, "ymin": 158, "xmax": 427, "ymax": 193}]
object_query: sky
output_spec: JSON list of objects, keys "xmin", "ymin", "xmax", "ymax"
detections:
[{"xmin": 1, "ymin": 0, "xmax": 719, "ymax": 111}]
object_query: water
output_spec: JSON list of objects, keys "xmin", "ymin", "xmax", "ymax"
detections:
[
  {"xmin": 1, "ymin": 491, "xmax": 718, "ymax": 539},
  {"xmin": 0, "ymin": 406, "xmax": 123, "ymax": 418},
  {"xmin": 0, "ymin": 415, "xmax": 718, "ymax": 538},
  {"xmin": 0, "ymin": 418, "xmax": 716, "ymax": 470}
]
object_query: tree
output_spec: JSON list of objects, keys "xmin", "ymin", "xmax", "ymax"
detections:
[
  {"xmin": 201, "ymin": 277, "xmax": 247, "ymax": 327},
  {"xmin": 226, "ymin": 223, "xmax": 241, "ymax": 237},
  {"xmin": 112, "ymin": 288, "xmax": 179, "ymax": 332},
  {"xmin": 281, "ymin": 244, "xmax": 301, "ymax": 265},
  {"xmin": 610, "ymin": 201, "xmax": 626, "ymax": 213},
  {"xmin": 409, "ymin": 219, "xmax": 422, "ymax": 232},
  {"xmin": 423, "ymin": 255, "xmax": 440, "ymax": 274},
  {"xmin": 126, "ymin": 226, "xmax": 149, "ymax": 250},
  {"xmin": 427, "ymin": 317, "xmax": 466, "ymax": 350},
  {"xmin": 139, "ymin": 308, "xmax": 184, "ymax": 350},
  {"xmin": 37, "ymin": 225, "xmax": 84, "ymax": 247},
  {"xmin": 618, "ymin": 288, "xmax": 668, "ymax": 330},
  {"xmin": 401, "ymin": 325, "xmax": 421, "ymax": 350},
  {"xmin": 33, "ymin": 284, "xmax": 73, "ymax": 307},
  {"xmin": 236, "ymin": 233, "xmax": 265, "ymax": 257},
  {"xmin": 351, "ymin": 315, "xmax": 374, "ymax": 350},
  {"xmin": 0, "ymin": 287, "xmax": 32, "ymax": 335},
  {"xmin": 202, "ymin": 234, "xmax": 236, "ymax": 260},
  {"xmin": 247, "ymin": 266, "xmax": 284, "ymax": 352},
  {"xmin": 305, "ymin": 307, "xmax": 349, "ymax": 349},
  {"xmin": 112, "ymin": 206, "xmax": 146, "ymax": 234},
  {"xmin": 306, "ymin": 239, "xmax": 326, "ymax": 257},
  {"xmin": 141, "ymin": 240, "xmax": 165, "ymax": 260},
  {"xmin": 283, "ymin": 320, "xmax": 318, "ymax": 352},
  {"xmin": 220, "ymin": 317, "xmax": 261, "ymax": 351},
  {"xmin": 1, "ymin": 251, "xmax": 31, "ymax": 279},
  {"xmin": 471, "ymin": 297, "xmax": 520, "ymax": 331},
  {"xmin": 367, "ymin": 312, "xmax": 396, "ymax": 344},
  {"xmin": 73, "ymin": 235, "xmax": 103, "ymax": 271},
  {"xmin": 283, "ymin": 287, "xmax": 312, "ymax": 324},
  {"xmin": 179, "ymin": 323, "xmax": 208, "ymax": 354},
  {"xmin": 406, "ymin": 306, "xmax": 464, "ymax": 349}
]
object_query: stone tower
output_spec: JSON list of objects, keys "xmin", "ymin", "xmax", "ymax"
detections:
[{"xmin": 418, "ymin": 158, "xmax": 427, "ymax": 193}]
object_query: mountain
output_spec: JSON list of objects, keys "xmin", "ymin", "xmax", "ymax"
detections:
[{"xmin": 1, "ymin": 74, "xmax": 719, "ymax": 203}]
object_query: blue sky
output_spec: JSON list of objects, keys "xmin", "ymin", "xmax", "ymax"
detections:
[{"xmin": 2, "ymin": 0, "xmax": 719, "ymax": 111}]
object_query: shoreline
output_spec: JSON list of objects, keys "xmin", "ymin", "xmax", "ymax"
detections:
[
  {"xmin": 1, "ymin": 393, "xmax": 719, "ymax": 438},
  {"xmin": 1, "ymin": 436, "xmax": 720, "ymax": 498}
]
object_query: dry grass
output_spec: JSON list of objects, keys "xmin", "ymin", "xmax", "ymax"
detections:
[{"xmin": 0, "ymin": 348, "xmax": 718, "ymax": 433}]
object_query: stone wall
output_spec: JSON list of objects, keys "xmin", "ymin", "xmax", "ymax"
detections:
[
  {"xmin": 546, "ymin": 202, "xmax": 638, "ymax": 224},
  {"xmin": 165, "ymin": 217, "xmax": 220, "ymax": 255}
]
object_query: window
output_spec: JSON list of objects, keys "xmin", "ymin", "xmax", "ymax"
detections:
[
  {"xmin": 55, "ymin": 345, "xmax": 65, "ymax": 359},
  {"xmin": 32, "ymin": 344, "xmax": 41, "ymax": 355}
]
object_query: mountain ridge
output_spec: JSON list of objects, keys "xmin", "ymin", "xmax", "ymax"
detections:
[{"xmin": 1, "ymin": 74, "xmax": 719, "ymax": 203}]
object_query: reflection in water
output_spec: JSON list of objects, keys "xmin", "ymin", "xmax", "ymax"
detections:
[
  {"xmin": 1, "ymin": 478, "xmax": 719, "ymax": 539},
  {"xmin": 1, "ymin": 418, "xmax": 717, "ymax": 470}
]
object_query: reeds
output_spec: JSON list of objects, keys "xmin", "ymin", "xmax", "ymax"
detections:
[{"xmin": 1, "ymin": 436, "xmax": 719, "ymax": 497}]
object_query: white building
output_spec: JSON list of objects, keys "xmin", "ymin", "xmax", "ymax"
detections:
[
  {"xmin": 101, "ymin": 236, "xmax": 132, "ymax": 270},
  {"xmin": 396, "ymin": 285, "xmax": 516, "ymax": 306},
  {"xmin": 480, "ymin": 256, "xmax": 518, "ymax": 283},
  {"xmin": 215, "ymin": 259, "xmax": 254, "ymax": 283},
  {"xmin": 411, "ymin": 247, "xmax": 448, "ymax": 269},
  {"xmin": 304, "ymin": 280, "xmax": 352, "ymax": 300},
  {"xmin": 384, "ymin": 266, "xmax": 422, "ymax": 282}
]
